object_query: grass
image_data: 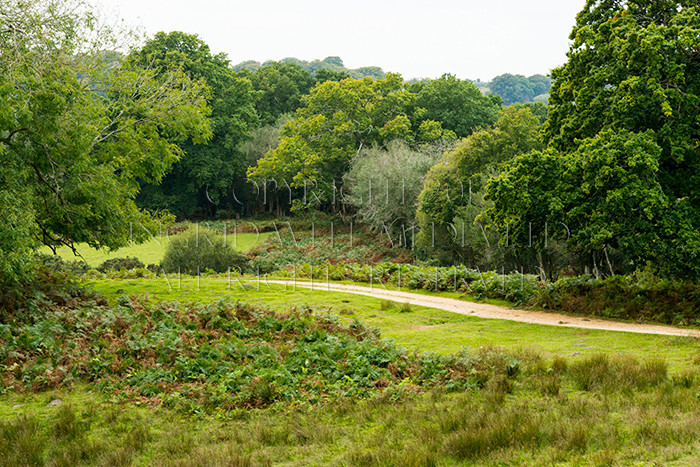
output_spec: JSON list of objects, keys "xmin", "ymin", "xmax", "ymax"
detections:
[
  {"xmin": 2, "ymin": 267, "xmax": 699, "ymax": 464},
  {"xmin": 42, "ymin": 231, "xmax": 271, "ymax": 267},
  {"xmin": 87, "ymin": 276, "xmax": 700, "ymax": 372},
  {"xmin": 2, "ymin": 356, "xmax": 700, "ymax": 465}
]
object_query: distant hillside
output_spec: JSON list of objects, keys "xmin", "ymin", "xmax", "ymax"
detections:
[{"xmin": 232, "ymin": 56, "xmax": 386, "ymax": 79}]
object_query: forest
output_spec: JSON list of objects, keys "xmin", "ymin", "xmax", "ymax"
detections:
[{"xmin": 1, "ymin": 0, "xmax": 700, "ymax": 465}]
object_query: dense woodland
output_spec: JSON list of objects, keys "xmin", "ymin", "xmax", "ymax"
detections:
[{"xmin": 1, "ymin": 0, "xmax": 699, "ymax": 290}]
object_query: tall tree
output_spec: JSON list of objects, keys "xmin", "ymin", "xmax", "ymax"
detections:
[
  {"xmin": 409, "ymin": 74, "xmax": 502, "ymax": 138},
  {"xmin": 130, "ymin": 31, "xmax": 259, "ymax": 217},
  {"xmin": 0, "ymin": 0, "xmax": 210, "ymax": 287},
  {"xmin": 489, "ymin": 0, "xmax": 700, "ymax": 279},
  {"xmin": 247, "ymin": 74, "xmax": 413, "ymax": 208},
  {"xmin": 243, "ymin": 62, "xmax": 315, "ymax": 126},
  {"xmin": 416, "ymin": 107, "xmax": 543, "ymax": 266}
]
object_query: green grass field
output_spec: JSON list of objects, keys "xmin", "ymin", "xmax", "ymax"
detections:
[
  {"xmin": 2, "ymin": 274, "xmax": 700, "ymax": 465},
  {"xmin": 8, "ymin": 220, "xmax": 700, "ymax": 467},
  {"xmin": 42, "ymin": 231, "xmax": 271, "ymax": 267}
]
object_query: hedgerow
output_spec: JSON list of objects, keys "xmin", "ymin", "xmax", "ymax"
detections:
[{"xmin": 276, "ymin": 262, "xmax": 541, "ymax": 304}]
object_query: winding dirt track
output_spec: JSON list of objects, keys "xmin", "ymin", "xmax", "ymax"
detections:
[{"xmin": 265, "ymin": 280, "xmax": 700, "ymax": 338}]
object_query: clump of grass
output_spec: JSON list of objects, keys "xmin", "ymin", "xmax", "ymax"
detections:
[
  {"xmin": 672, "ymin": 369, "xmax": 698, "ymax": 388},
  {"xmin": 379, "ymin": 299, "xmax": 395, "ymax": 311},
  {"xmin": 568, "ymin": 354, "xmax": 667, "ymax": 392},
  {"xmin": 399, "ymin": 302, "xmax": 413, "ymax": 313},
  {"xmin": 445, "ymin": 404, "xmax": 542, "ymax": 460}
]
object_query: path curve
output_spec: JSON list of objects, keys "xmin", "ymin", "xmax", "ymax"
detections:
[{"xmin": 265, "ymin": 280, "xmax": 700, "ymax": 338}]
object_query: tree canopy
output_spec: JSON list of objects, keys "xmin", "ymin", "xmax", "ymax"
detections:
[
  {"xmin": 416, "ymin": 107, "xmax": 544, "ymax": 266},
  {"xmin": 246, "ymin": 74, "xmax": 417, "ymax": 206},
  {"xmin": 0, "ymin": 1, "xmax": 210, "ymax": 286},
  {"xmin": 487, "ymin": 0, "xmax": 700, "ymax": 279},
  {"xmin": 129, "ymin": 31, "xmax": 259, "ymax": 217},
  {"xmin": 409, "ymin": 74, "xmax": 503, "ymax": 138},
  {"xmin": 247, "ymin": 73, "xmax": 505, "ymax": 210},
  {"xmin": 243, "ymin": 61, "xmax": 315, "ymax": 126},
  {"xmin": 488, "ymin": 74, "xmax": 552, "ymax": 105}
]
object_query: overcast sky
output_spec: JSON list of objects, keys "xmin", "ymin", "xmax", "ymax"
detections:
[{"xmin": 96, "ymin": 0, "xmax": 586, "ymax": 82}]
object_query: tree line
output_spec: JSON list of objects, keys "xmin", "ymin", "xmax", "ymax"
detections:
[{"xmin": 1, "ymin": 0, "xmax": 697, "ymax": 290}]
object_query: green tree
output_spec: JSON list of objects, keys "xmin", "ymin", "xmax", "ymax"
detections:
[
  {"xmin": 489, "ymin": 0, "xmax": 700, "ymax": 279},
  {"xmin": 528, "ymin": 74, "xmax": 552, "ymax": 97},
  {"xmin": 343, "ymin": 140, "xmax": 445, "ymax": 242},
  {"xmin": 416, "ymin": 107, "xmax": 543, "ymax": 266},
  {"xmin": 489, "ymin": 74, "xmax": 535, "ymax": 105},
  {"xmin": 0, "ymin": 0, "xmax": 210, "ymax": 287},
  {"xmin": 244, "ymin": 62, "xmax": 315, "ymax": 126},
  {"xmin": 130, "ymin": 31, "xmax": 259, "ymax": 217},
  {"xmin": 409, "ymin": 74, "xmax": 502, "ymax": 138},
  {"xmin": 247, "ymin": 74, "xmax": 422, "ymax": 208},
  {"xmin": 314, "ymin": 68, "xmax": 351, "ymax": 83}
]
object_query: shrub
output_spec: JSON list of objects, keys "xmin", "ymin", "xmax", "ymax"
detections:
[
  {"xmin": 97, "ymin": 256, "xmax": 145, "ymax": 273},
  {"xmin": 161, "ymin": 229, "xmax": 248, "ymax": 275},
  {"xmin": 35, "ymin": 253, "xmax": 91, "ymax": 275}
]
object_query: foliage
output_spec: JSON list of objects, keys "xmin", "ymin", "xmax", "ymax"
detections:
[
  {"xmin": 233, "ymin": 56, "xmax": 386, "ymax": 80},
  {"xmin": 0, "ymin": 1, "xmax": 210, "ymax": 289},
  {"xmin": 97, "ymin": 257, "xmax": 145, "ymax": 273},
  {"xmin": 247, "ymin": 74, "xmax": 418, "ymax": 206},
  {"xmin": 489, "ymin": 73, "xmax": 552, "ymax": 105},
  {"xmin": 489, "ymin": 0, "xmax": 700, "ymax": 279},
  {"xmin": 314, "ymin": 67, "xmax": 351, "ymax": 82},
  {"xmin": 276, "ymin": 261, "xmax": 700, "ymax": 326},
  {"xmin": 0, "ymin": 295, "xmax": 508, "ymax": 412},
  {"xmin": 535, "ymin": 273, "xmax": 700, "ymax": 326},
  {"xmin": 247, "ymin": 220, "xmax": 412, "ymax": 272},
  {"xmin": 343, "ymin": 140, "xmax": 445, "ymax": 240},
  {"xmin": 408, "ymin": 74, "xmax": 503, "ymax": 138},
  {"xmin": 161, "ymin": 229, "xmax": 248, "ymax": 274},
  {"xmin": 131, "ymin": 31, "xmax": 259, "ymax": 217},
  {"xmin": 243, "ymin": 62, "xmax": 315, "ymax": 126},
  {"xmin": 416, "ymin": 106, "xmax": 544, "ymax": 268},
  {"xmin": 36, "ymin": 254, "xmax": 91, "ymax": 276},
  {"xmin": 2, "ymin": 349, "xmax": 700, "ymax": 465},
  {"xmin": 276, "ymin": 262, "xmax": 541, "ymax": 305}
]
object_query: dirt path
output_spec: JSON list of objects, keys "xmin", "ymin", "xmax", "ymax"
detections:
[{"xmin": 265, "ymin": 280, "xmax": 700, "ymax": 338}]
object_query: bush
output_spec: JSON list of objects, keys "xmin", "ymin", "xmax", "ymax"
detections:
[
  {"xmin": 97, "ymin": 257, "xmax": 145, "ymax": 273},
  {"xmin": 161, "ymin": 229, "xmax": 248, "ymax": 275},
  {"xmin": 35, "ymin": 253, "xmax": 91, "ymax": 275}
]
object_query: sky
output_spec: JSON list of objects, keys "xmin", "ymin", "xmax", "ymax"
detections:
[{"xmin": 96, "ymin": 0, "xmax": 587, "ymax": 82}]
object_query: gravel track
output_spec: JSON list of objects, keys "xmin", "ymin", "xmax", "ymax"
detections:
[{"xmin": 265, "ymin": 280, "xmax": 700, "ymax": 338}]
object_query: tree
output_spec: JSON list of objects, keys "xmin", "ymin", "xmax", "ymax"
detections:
[
  {"xmin": 489, "ymin": 0, "xmax": 700, "ymax": 279},
  {"xmin": 489, "ymin": 74, "xmax": 535, "ymax": 105},
  {"xmin": 129, "ymin": 32, "xmax": 259, "ymax": 217},
  {"xmin": 247, "ymin": 74, "xmax": 422, "ymax": 208},
  {"xmin": 244, "ymin": 62, "xmax": 315, "ymax": 126},
  {"xmin": 409, "ymin": 74, "xmax": 502, "ymax": 138},
  {"xmin": 487, "ymin": 130, "xmax": 670, "ymax": 278},
  {"xmin": 343, "ymin": 140, "xmax": 444, "ymax": 242},
  {"xmin": 314, "ymin": 68, "xmax": 351, "ymax": 83},
  {"xmin": 488, "ymin": 74, "xmax": 552, "ymax": 105},
  {"xmin": 416, "ymin": 107, "xmax": 543, "ymax": 266},
  {"xmin": 0, "ymin": 0, "xmax": 210, "ymax": 287},
  {"xmin": 527, "ymin": 74, "xmax": 551, "ymax": 97}
]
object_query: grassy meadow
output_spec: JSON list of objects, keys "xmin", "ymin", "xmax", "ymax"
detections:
[{"xmin": 3, "ymin": 232, "xmax": 699, "ymax": 465}]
